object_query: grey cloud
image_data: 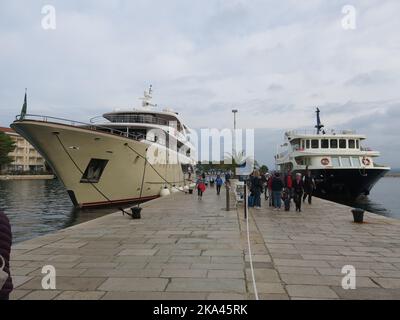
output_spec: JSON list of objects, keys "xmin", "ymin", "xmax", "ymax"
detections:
[
  {"xmin": 344, "ymin": 70, "xmax": 396, "ymax": 87},
  {"xmin": 267, "ymin": 83, "xmax": 284, "ymax": 92}
]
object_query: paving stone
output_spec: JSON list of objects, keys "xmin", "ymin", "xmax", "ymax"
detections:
[
  {"xmin": 54, "ymin": 291, "xmax": 106, "ymax": 300},
  {"xmin": 207, "ymin": 270, "xmax": 244, "ymax": 279},
  {"xmin": 118, "ymin": 249, "xmax": 159, "ymax": 256},
  {"xmin": 98, "ymin": 277, "xmax": 168, "ymax": 292},
  {"xmin": 166, "ymin": 278, "xmax": 246, "ymax": 293},
  {"xmin": 286, "ymin": 285, "xmax": 339, "ymax": 299},
  {"xmin": 245, "ymin": 269, "xmax": 281, "ymax": 283},
  {"xmin": 102, "ymin": 291, "xmax": 208, "ymax": 300},
  {"xmin": 160, "ymin": 269, "xmax": 207, "ymax": 278},
  {"xmin": 21, "ymin": 290, "xmax": 61, "ymax": 300},
  {"xmin": 9, "ymin": 289, "xmax": 31, "ymax": 300},
  {"xmin": 372, "ymin": 277, "xmax": 400, "ymax": 289},
  {"xmin": 19, "ymin": 276, "xmax": 106, "ymax": 291},
  {"xmin": 249, "ymin": 282, "xmax": 286, "ymax": 294},
  {"xmin": 207, "ymin": 293, "xmax": 247, "ymax": 300}
]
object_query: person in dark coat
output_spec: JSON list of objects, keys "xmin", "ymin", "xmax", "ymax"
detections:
[
  {"xmin": 250, "ymin": 170, "xmax": 263, "ymax": 209},
  {"xmin": 293, "ymin": 173, "xmax": 304, "ymax": 212},
  {"xmin": 303, "ymin": 170, "xmax": 316, "ymax": 204},
  {"xmin": 271, "ymin": 172, "xmax": 284, "ymax": 210},
  {"xmin": 0, "ymin": 210, "xmax": 13, "ymax": 300}
]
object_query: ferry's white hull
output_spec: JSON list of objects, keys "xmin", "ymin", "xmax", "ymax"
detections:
[{"xmin": 11, "ymin": 120, "xmax": 188, "ymax": 207}]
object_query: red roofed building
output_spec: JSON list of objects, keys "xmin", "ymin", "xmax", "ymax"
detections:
[{"xmin": 0, "ymin": 127, "xmax": 46, "ymax": 173}]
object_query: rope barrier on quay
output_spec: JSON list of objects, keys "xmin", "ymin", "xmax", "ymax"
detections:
[{"xmin": 244, "ymin": 183, "xmax": 259, "ymax": 300}]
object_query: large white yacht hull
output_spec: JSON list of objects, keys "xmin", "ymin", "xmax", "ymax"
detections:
[{"xmin": 11, "ymin": 120, "xmax": 187, "ymax": 207}]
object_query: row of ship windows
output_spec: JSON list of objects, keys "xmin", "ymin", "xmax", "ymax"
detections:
[
  {"xmin": 331, "ymin": 156, "xmax": 361, "ymax": 167},
  {"xmin": 300, "ymin": 139, "xmax": 359, "ymax": 150},
  {"xmin": 297, "ymin": 156, "xmax": 363, "ymax": 167}
]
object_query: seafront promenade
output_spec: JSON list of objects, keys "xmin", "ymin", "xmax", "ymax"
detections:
[{"xmin": 9, "ymin": 187, "xmax": 400, "ymax": 300}]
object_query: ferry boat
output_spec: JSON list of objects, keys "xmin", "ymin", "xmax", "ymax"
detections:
[
  {"xmin": 275, "ymin": 108, "xmax": 390, "ymax": 199},
  {"xmin": 11, "ymin": 86, "xmax": 196, "ymax": 207}
]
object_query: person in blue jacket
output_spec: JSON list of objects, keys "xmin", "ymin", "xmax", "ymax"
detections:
[{"xmin": 215, "ymin": 175, "xmax": 223, "ymax": 195}]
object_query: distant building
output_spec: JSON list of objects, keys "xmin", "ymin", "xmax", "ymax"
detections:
[{"xmin": 0, "ymin": 127, "xmax": 46, "ymax": 173}]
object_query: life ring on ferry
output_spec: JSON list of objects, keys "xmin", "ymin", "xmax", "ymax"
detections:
[
  {"xmin": 362, "ymin": 157, "xmax": 371, "ymax": 166},
  {"xmin": 321, "ymin": 158, "xmax": 330, "ymax": 166}
]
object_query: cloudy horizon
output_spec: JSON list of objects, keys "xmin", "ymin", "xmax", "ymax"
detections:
[{"xmin": 1, "ymin": 0, "xmax": 399, "ymax": 168}]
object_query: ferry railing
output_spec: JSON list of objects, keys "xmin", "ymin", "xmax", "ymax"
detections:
[
  {"xmin": 287, "ymin": 129, "xmax": 358, "ymax": 135},
  {"xmin": 14, "ymin": 114, "xmax": 150, "ymax": 142}
]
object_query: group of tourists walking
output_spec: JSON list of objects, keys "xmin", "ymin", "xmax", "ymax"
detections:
[
  {"xmin": 249, "ymin": 169, "xmax": 316, "ymax": 212},
  {"xmin": 195, "ymin": 171, "xmax": 228, "ymax": 200},
  {"xmin": 194, "ymin": 169, "xmax": 316, "ymax": 213}
]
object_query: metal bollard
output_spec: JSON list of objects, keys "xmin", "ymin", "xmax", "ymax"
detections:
[
  {"xmin": 226, "ymin": 185, "xmax": 230, "ymax": 211},
  {"xmin": 244, "ymin": 183, "xmax": 247, "ymax": 219}
]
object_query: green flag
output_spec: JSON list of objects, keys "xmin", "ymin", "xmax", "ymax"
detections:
[{"xmin": 20, "ymin": 90, "xmax": 27, "ymax": 120}]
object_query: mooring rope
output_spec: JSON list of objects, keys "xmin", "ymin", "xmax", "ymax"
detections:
[
  {"xmin": 124, "ymin": 142, "xmax": 188, "ymax": 194},
  {"xmin": 54, "ymin": 134, "xmax": 132, "ymax": 215},
  {"xmin": 54, "ymin": 133, "xmax": 187, "ymax": 212},
  {"xmin": 245, "ymin": 189, "xmax": 259, "ymax": 300}
]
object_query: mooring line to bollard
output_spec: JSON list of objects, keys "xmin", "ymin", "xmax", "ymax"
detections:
[{"xmin": 244, "ymin": 184, "xmax": 259, "ymax": 300}]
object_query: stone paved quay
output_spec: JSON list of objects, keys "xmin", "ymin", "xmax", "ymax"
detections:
[{"xmin": 9, "ymin": 187, "xmax": 400, "ymax": 300}]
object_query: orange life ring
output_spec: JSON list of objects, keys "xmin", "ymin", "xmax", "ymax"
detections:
[
  {"xmin": 321, "ymin": 158, "xmax": 330, "ymax": 166},
  {"xmin": 362, "ymin": 158, "xmax": 370, "ymax": 166}
]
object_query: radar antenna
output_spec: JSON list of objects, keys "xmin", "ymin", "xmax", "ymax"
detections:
[
  {"xmin": 315, "ymin": 107, "xmax": 324, "ymax": 135},
  {"xmin": 140, "ymin": 85, "xmax": 156, "ymax": 108}
]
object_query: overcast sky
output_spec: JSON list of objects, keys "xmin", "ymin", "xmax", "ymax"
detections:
[{"xmin": 1, "ymin": 0, "xmax": 399, "ymax": 168}]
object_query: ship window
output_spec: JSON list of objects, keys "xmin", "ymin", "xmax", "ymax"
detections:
[
  {"xmin": 351, "ymin": 157, "xmax": 361, "ymax": 167},
  {"xmin": 339, "ymin": 139, "xmax": 347, "ymax": 148},
  {"xmin": 330, "ymin": 139, "xmax": 338, "ymax": 148},
  {"xmin": 356, "ymin": 140, "xmax": 360, "ymax": 149},
  {"xmin": 349, "ymin": 139, "xmax": 355, "ymax": 148},
  {"xmin": 301, "ymin": 140, "xmax": 305, "ymax": 149},
  {"xmin": 331, "ymin": 157, "xmax": 340, "ymax": 167},
  {"xmin": 321, "ymin": 139, "xmax": 329, "ymax": 149},
  {"xmin": 306, "ymin": 140, "xmax": 310, "ymax": 149},
  {"xmin": 341, "ymin": 156, "xmax": 351, "ymax": 167},
  {"xmin": 80, "ymin": 159, "xmax": 109, "ymax": 183},
  {"xmin": 311, "ymin": 139, "xmax": 319, "ymax": 149}
]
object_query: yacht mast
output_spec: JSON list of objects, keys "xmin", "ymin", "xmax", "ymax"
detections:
[{"xmin": 315, "ymin": 107, "xmax": 324, "ymax": 135}]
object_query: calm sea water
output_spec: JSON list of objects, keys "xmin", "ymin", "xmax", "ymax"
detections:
[
  {"xmin": 0, "ymin": 177, "xmax": 399, "ymax": 243},
  {"xmin": 336, "ymin": 176, "xmax": 400, "ymax": 219},
  {"xmin": 0, "ymin": 179, "xmax": 118, "ymax": 243}
]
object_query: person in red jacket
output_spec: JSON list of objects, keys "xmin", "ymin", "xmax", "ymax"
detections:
[
  {"xmin": 285, "ymin": 170, "xmax": 293, "ymax": 200},
  {"xmin": 0, "ymin": 210, "xmax": 13, "ymax": 300}
]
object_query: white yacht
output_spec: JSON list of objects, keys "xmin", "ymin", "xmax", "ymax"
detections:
[
  {"xmin": 275, "ymin": 108, "xmax": 390, "ymax": 198},
  {"xmin": 11, "ymin": 86, "xmax": 196, "ymax": 207}
]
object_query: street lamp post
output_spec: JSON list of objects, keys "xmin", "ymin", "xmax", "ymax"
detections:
[
  {"xmin": 231, "ymin": 109, "xmax": 238, "ymax": 171},
  {"xmin": 232, "ymin": 109, "xmax": 238, "ymax": 130}
]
